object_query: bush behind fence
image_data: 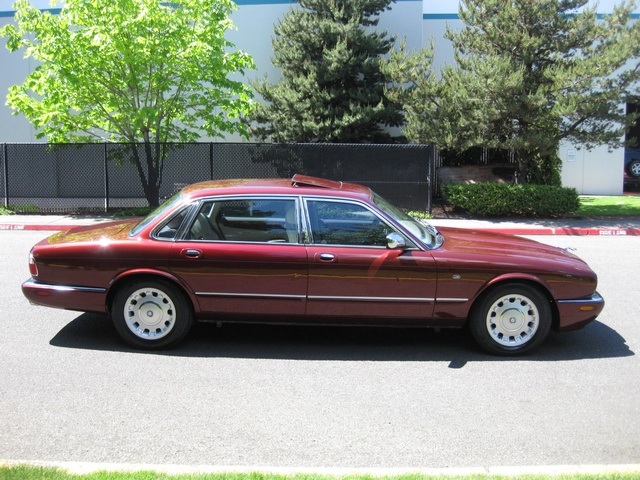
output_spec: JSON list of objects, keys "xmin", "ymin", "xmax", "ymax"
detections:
[{"xmin": 1, "ymin": 142, "xmax": 434, "ymax": 213}]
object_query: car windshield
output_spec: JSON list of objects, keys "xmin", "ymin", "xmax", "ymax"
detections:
[
  {"xmin": 129, "ymin": 193, "xmax": 183, "ymax": 237},
  {"xmin": 372, "ymin": 192, "xmax": 443, "ymax": 249}
]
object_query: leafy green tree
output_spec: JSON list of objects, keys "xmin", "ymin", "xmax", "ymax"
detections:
[
  {"xmin": 2, "ymin": 0, "xmax": 254, "ymax": 206},
  {"xmin": 385, "ymin": 0, "xmax": 640, "ymax": 183},
  {"xmin": 249, "ymin": 0, "xmax": 403, "ymax": 143}
]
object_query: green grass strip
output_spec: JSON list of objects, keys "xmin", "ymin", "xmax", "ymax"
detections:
[
  {"xmin": 2, "ymin": 465, "xmax": 640, "ymax": 480},
  {"xmin": 578, "ymin": 195, "xmax": 640, "ymax": 216}
]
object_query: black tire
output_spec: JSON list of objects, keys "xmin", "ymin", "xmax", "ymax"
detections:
[
  {"xmin": 469, "ymin": 283, "xmax": 552, "ymax": 356},
  {"xmin": 627, "ymin": 159, "xmax": 640, "ymax": 178},
  {"xmin": 112, "ymin": 278, "xmax": 193, "ymax": 349}
]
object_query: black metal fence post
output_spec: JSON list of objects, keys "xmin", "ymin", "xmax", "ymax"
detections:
[
  {"xmin": 2, "ymin": 143, "xmax": 8, "ymax": 209},
  {"xmin": 103, "ymin": 143, "xmax": 109, "ymax": 213},
  {"xmin": 427, "ymin": 143, "xmax": 434, "ymax": 214},
  {"xmin": 209, "ymin": 142, "xmax": 214, "ymax": 180}
]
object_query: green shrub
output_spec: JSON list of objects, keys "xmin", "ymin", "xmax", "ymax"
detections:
[
  {"xmin": 407, "ymin": 209, "xmax": 433, "ymax": 220},
  {"xmin": 442, "ymin": 183, "xmax": 580, "ymax": 217},
  {"xmin": 526, "ymin": 152, "xmax": 562, "ymax": 186},
  {"xmin": 113, "ymin": 207, "xmax": 154, "ymax": 217},
  {"xmin": 8, "ymin": 203, "xmax": 37, "ymax": 213}
]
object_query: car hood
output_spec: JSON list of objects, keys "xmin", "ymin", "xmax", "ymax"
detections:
[
  {"xmin": 43, "ymin": 219, "xmax": 142, "ymax": 245},
  {"xmin": 436, "ymin": 226, "xmax": 586, "ymax": 266}
]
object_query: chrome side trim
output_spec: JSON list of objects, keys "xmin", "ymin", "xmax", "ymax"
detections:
[
  {"xmin": 23, "ymin": 278, "xmax": 106, "ymax": 293},
  {"xmin": 308, "ymin": 295, "xmax": 435, "ymax": 303},
  {"xmin": 557, "ymin": 292, "xmax": 604, "ymax": 304},
  {"xmin": 435, "ymin": 298, "xmax": 469, "ymax": 303},
  {"xmin": 196, "ymin": 292, "xmax": 306, "ymax": 300}
]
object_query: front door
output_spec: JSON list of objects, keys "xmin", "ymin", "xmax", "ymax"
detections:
[{"xmin": 304, "ymin": 199, "xmax": 437, "ymax": 321}]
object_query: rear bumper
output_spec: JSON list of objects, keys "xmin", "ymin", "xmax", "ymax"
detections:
[
  {"xmin": 22, "ymin": 278, "xmax": 108, "ymax": 313},
  {"xmin": 556, "ymin": 291, "xmax": 605, "ymax": 331}
]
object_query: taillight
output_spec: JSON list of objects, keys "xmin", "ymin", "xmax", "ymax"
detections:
[{"xmin": 28, "ymin": 253, "xmax": 38, "ymax": 277}]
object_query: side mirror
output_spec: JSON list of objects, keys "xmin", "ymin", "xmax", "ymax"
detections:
[{"xmin": 386, "ymin": 232, "xmax": 407, "ymax": 250}]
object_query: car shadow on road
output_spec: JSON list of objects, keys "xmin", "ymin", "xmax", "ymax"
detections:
[{"xmin": 49, "ymin": 313, "xmax": 634, "ymax": 367}]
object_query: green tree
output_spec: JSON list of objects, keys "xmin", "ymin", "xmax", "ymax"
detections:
[
  {"xmin": 385, "ymin": 0, "xmax": 640, "ymax": 183},
  {"xmin": 249, "ymin": 0, "xmax": 403, "ymax": 143},
  {"xmin": 2, "ymin": 0, "xmax": 254, "ymax": 206}
]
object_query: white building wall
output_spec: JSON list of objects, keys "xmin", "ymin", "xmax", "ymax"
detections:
[
  {"xmin": 0, "ymin": 0, "xmax": 423, "ymax": 143},
  {"xmin": 0, "ymin": 0, "xmax": 636, "ymax": 194},
  {"xmin": 0, "ymin": 16, "xmax": 37, "ymax": 142},
  {"xmin": 560, "ymin": 143, "xmax": 625, "ymax": 195}
]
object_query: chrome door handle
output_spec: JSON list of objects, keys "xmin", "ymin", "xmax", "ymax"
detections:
[
  {"xmin": 183, "ymin": 249, "xmax": 203, "ymax": 259},
  {"xmin": 318, "ymin": 253, "xmax": 335, "ymax": 262}
]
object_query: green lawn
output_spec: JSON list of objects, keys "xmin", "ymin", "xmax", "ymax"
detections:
[
  {"xmin": 578, "ymin": 195, "xmax": 640, "ymax": 216},
  {"xmin": 2, "ymin": 466, "xmax": 640, "ymax": 480}
]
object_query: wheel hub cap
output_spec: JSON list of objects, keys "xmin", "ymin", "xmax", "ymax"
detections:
[
  {"xmin": 124, "ymin": 287, "xmax": 176, "ymax": 340},
  {"xmin": 487, "ymin": 294, "xmax": 539, "ymax": 347}
]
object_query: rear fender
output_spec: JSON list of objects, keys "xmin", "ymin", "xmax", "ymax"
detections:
[{"xmin": 106, "ymin": 269, "xmax": 200, "ymax": 314}]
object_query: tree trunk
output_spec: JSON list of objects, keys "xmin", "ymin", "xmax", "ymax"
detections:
[
  {"xmin": 143, "ymin": 140, "xmax": 161, "ymax": 207},
  {"xmin": 514, "ymin": 152, "xmax": 532, "ymax": 185},
  {"xmin": 130, "ymin": 142, "xmax": 162, "ymax": 208}
]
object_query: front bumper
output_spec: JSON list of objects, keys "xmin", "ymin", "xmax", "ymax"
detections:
[
  {"xmin": 22, "ymin": 278, "xmax": 108, "ymax": 314},
  {"xmin": 556, "ymin": 291, "xmax": 605, "ymax": 331}
]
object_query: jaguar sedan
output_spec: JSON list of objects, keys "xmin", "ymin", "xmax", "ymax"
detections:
[{"xmin": 22, "ymin": 174, "xmax": 604, "ymax": 355}]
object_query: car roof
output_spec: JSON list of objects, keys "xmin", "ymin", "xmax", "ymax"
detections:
[{"xmin": 181, "ymin": 175, "xmax": 374, "ymax": 201}]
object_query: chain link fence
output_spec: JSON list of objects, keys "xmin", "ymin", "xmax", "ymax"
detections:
[{"xmin": 1, "ymin": 142, "xmax": 435, "ymax": 213}]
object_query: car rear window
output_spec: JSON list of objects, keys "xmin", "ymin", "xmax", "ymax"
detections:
[{"xmin": 129, "ymin": 193, "xmax": 183, "ymax": 237}]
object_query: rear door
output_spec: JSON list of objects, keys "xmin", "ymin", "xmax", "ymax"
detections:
[{"xmin": 169, "ymin": 196, "xmax": 308, "ymax": 316}]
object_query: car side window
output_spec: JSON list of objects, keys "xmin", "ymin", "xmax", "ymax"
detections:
[
  {"xmin": 307, "ymin": 200, "xmax": 389, "ymax": 246},
  {"xmin": 155, "ymin": 208, "xmax": 190, "ymax": 240},
  {"xmin": 188, "ymin": 198, "xmax": 298, "ymax": 243}
]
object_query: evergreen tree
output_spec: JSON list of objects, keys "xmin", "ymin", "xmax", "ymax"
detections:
[
  {"xmin": 249, "ymin": 0, "xmax": 403, "ymax": 143},
  {"xmin": 385, "ymin": 0, "xmax": 640, "ymax": 183}
]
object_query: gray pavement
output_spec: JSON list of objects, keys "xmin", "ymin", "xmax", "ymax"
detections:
[
  {"xmin": 1, "ymin": 213, "xmax": 640, "ymax": 235},
  {"xmin": 2, "ymin": 228, "xmax": 639, "ymax": 476}
]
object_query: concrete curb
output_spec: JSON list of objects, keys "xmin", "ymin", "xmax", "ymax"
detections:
[
  {"xmin": 473, "ymin": 226, "xmax": 640, "ymax": 236},
  {"xmin": 0, "ymin": 223, "xmax": 82, "ymax": 232},
  {"xmin": 2, "ymin": 459, "xmax": 640, "ymax": 477}
]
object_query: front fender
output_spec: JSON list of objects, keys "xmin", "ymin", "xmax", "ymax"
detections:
[{"xmin": 482, "ymin": 273, "xmax": 555, "ymax": 300}]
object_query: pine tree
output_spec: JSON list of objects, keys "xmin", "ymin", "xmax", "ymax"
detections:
[
  {"xmin": 249, "ymin": 0, "xmax": 403, "ymax": 143},
  {"xmin": 385, "ymin": 0, "xmax": 640, "ymax": 183}
]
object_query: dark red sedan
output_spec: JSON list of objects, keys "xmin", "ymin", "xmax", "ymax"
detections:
[{"xmin": 22, "ymin": 175, "xmax": 604, "ymax": 355}]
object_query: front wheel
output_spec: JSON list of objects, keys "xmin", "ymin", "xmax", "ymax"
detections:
[
  {"xmin": 112, "ymin": 279, "xmax": 193, "ymax": 349},
  {"xmin": 469, "ymin": 283, "xmax": 552, "ymax": 355}
]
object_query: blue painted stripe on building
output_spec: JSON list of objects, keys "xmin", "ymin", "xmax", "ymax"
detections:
[
  {"xmin": 233, "ymin": 0, "xmax": 295, "ymax": 4},
  {"xmin": 424, "ymin": 12, "xmax": 640, "ymax": 20},
  {"xmin": 0, "ymin": 8, "xmax": 61, "ymax": 17},
  {"xmin": 422, "ymin": 13, "xmax": 459, "ymax": 20}
]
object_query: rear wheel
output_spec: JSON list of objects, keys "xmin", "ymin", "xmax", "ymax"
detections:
[
  {"xmin": 628, "ymin": 159, "xmax": 640, "ymax": 178},
  {"xmin": 469, "ymin": 283, "xmax": 552, "ymax": 355},
  {"xmin": 112, "ymin": 279, "xmax": 193, "ymax": 349}
]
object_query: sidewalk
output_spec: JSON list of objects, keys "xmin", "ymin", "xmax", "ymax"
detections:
[
  {"xmin": 429, "ymin": 217, "xmax": 640, "ymax": 236},
  {"xmin": 2, "ymin": 214, "xmax": 640, "ymax": 235}
]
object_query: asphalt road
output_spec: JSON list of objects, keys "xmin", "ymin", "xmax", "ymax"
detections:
[{"xmin": 1, "ymin": 231, "xmax": 638, "ymax": 470}]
